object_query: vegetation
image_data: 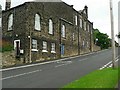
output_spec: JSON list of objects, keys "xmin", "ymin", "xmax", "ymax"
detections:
[
  {"xmin": 117, "ymin": 32, "xmax": 120, "ymax": 38},
  {"xmin": 93, "ymin": 29, "xmax": 111, "ymax": 49},
  {"xmin": 0, "ymin": 39, "xmax": 13, "ymax": 52},
  {"xmin": 62, "ymin": 68, "xmax": 119, "ymax": 88}
]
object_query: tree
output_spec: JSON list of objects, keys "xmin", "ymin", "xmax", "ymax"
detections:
[
  {"xmin": 117, "ymin": 32, "xmax": 120, "ymax": 38},
  {"xmin": 93, "ymin": 29, "xmax": 111, "ymax": 49}
]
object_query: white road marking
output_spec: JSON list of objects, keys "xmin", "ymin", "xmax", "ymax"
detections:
[
  {"xmin": 115, "ymin": 59, "xmax": 119, "ymax": 62},
  {"xmin": 1, "ymin": 69, "xmax": 42, "ymax": 80},
  {"xmin": 99, "ymin": 58, "xmax": 119, "ymax": 70},
  {"xmin": 55, "ymin": 61, "xmax": 72, "ymax": 68},
  {"xmin": 55, "ymin": 64, "xmax": 66, "ymax": 68},
  {"xmin": 99, "ymin": 61, "xmax": 112, "ymax": 70},
  {"xmin": 79, "ymin": 58, "xmax": 88, "ymax": 61}
]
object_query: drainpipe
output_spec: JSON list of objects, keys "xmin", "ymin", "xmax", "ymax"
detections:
[
  {"xmin": 29, "ymin": 31, "xmax": 32, "ymax": 63},
  {"xmin": 59, "ymin": 19, "xmax": 61, "ymax": 59}
]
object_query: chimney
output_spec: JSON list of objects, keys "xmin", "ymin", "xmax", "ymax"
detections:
[
  {"xmin": 84, "ymin": 5, "xmax": 88, "ymax": 17},
  {"xmin": 5, "ymin": 0, "xmax": 11, "ymax": 10}
]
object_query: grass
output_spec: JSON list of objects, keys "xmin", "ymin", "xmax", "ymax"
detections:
[{"xmin": 62, "ymin": 68, "xmax": 119, "ymax": 88}]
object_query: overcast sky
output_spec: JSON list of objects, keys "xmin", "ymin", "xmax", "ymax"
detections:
[{"xmin": 0, "ymin": 0, "xmax": 119, "ymax": 43}]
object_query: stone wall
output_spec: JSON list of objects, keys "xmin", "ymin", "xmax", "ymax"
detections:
[
  {"xmin": 1, "ymin": 51, "xmax": 23, "ymax": 68},
  {"xmin": 93, "ymin": 44, "xmax": 101, "ymax": 52}
]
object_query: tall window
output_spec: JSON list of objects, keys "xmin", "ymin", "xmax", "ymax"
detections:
[
  {"xmin": 80, "ymin": 19, "xmax": 82, "ymax": 28},
  {"xmin": 75, "ymin": 15, "xmax": 77, "ymax": 25},
  {"xmin": 51, "ymin": 43, "xmax": 56, "ymax": 53},
  {"xmin": 87, "ymin": 42, "xmax": 89, "ymax": 47},
  {"xmin": 82, "ymin": 40, "xmax": 85, "ymax": 48},
  {"xmin": 0, "ymin": 18, "xmax": 1, "ymax": 28},
  {"xmin": 32, "ymin": 39, "xmax": 38, "ymax": 51},
  {"xmin": 8, "ymin": 14, "xmax": 13, "ymax": 30},
  {"xmin": 84, "ymin": 21, "xmax": 86, "ymax": 31},
  {"xmin": 35, "ymin": 14, "xmax": 41, "ymax": 31},
  {"xmin": 61, "ymin": 24, "xmax": 65, "ymax": 38},
  {"xmin": 42, "ymin": 41, "xmax": 48, "ymax": 52},
  {"xmin": 49, "ymin": 19, "xmax": 53, "ymax": 34}
]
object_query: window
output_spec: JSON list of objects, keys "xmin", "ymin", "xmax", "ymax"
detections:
[
  {"xmin": 35, "ymin": 14, "xmax": 41, "ymax": 31},
  {"xmin": 0, "ymin": 18, "xmax": 1, "ymax": 28},
  {"xmin": 75, "ymin": 15, "xmax": 77, "ymax": 25},
  {"xmin": 82, "ymin": 40, "xmax": 85, "ymax": 48},
  {"xmin": 49, "ymin": 19, "xmax": 53, "ymax": 34},
  {"xmin": 8, "ymin": 14, "xmax": 13, "ymax": 30},
  {"xmin": 87, "ymin": 42, "xmax": 89, "ymax": 47},
  {"xmin": 51, "ymin": 43, "xmax": 56, "ymax": 53},
  {"xmin": 42, "ymin": 41, "xmax": 48, "ymax": 52},
  {"xmin": 84, "ymin": 21, "xmax": 86, "ymax": 30},
  {"xmin": 80, "ymin": 19, "xmax": 82, "ymax": 28},
  {"xmin": 61, "ymin": 24, "xmax": 65, "ymax": 38},
  {"xmin": 32, "ymin": 39, "xmax": 38, "ymax": 51}
]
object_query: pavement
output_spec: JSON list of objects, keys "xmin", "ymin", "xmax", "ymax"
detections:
[{"xmin": 1, "ymin": 48, "xmax": 120, "ymax": 88}]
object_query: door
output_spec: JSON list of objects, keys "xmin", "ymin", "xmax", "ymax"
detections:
[
  {"xmin": 61, "ymin": 44, "xmax": 64, "ymax": 55},
  {"xmin": 14, "ymin": 40, "xmax": 20, "ymax": 58}
]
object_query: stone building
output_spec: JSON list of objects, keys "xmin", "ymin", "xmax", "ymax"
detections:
[{"xmin": 2, "ymin": 1, "xmax": 94, "ymax": 64}]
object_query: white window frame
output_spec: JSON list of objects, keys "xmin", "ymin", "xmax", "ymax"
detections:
[
  {"xmin": 61, "ymin": 24, "xmax": 65, "ymax": 38},
  {"xmin": 32, "ymin": 39, "xmax": 38, "ymax": 52},
  {"xmin": 49, "ymin": 19, "xmax": 53, "ymax": 34},
  {"xmin": 51, "ymin": 43, "xmax": 56, "ymax": 53},
  {"xmin": 75, "ymin": 15, "xmax": 77, "ymax": 25},
  {"xmin": 35, "ymin": 14, "xmax": 41, "ymax": 31},
  {"xmin": 83, "ymin": 40, "xmax": 85, "ymax": 47},
  {"xmin": 84, "ymin": 21, "xmax": 86, "ymax": 31},
  {"xmin": 14, "ymin": 40, "xmax": 20, "ymax": 50},
  {"xmin": 42, "ymin": 41, "xmax": 48, "ymax": 52},
  {"xmin": 80, "ymin": 18, "xmax": 82, "ymax": 28},
  {"xmin": 8, "ymin": 14, "xmax": 13, "ymax": 31},
  {"xmin": 88, "ymin": 24, "xmax": 89, "ymax": 32}
]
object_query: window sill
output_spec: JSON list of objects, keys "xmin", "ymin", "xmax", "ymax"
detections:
[
  {"xmin": 51, "ymin": 51, "xmax": 56, "ymax": 53},
  {"xmin": 35, "ymin": 29, "xmax": 41, "ymax": 31},
  {"xmin": 31, "ymin": 49, "xmax": 38, "ymax": 52},
  {"xmin": 42, "ymin": 50, "xmax": 48, "ymax": 53}
]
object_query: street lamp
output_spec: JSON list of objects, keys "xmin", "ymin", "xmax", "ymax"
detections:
[
  {"xmin": 95, "ymin": 38, "xmax": 98, "ymax": 45},
  {"xmin": 110, "ymin": 0, "xmax": 116, "ymax": 68}
]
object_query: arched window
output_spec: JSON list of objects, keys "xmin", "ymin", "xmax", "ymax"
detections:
[
  {"xmin": 8, "ymin": 14, "xmax": 13, "ymax": 30},
  {"xmin": 49, "ymin": 19, "xmax": 53, "ymax": 34},
  {"xmin": 35, "ymin": 14, "xmax": 41, "ymax": 31},
  {"xmin": 61, "ymin": 24, "xmax": 65, "ymax": 38}
]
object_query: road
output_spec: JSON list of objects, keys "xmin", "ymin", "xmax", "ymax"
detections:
[{"xmin": 1, "ymin": 48, "xmax": 120, "ymax": 88}]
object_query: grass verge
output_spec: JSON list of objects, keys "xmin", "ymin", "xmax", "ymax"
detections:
[{"xmin": 62, "ymin": 68, "xmax": 119, "ymax": 88}]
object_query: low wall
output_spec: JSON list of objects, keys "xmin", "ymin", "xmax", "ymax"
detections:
[
  {"xmin": 1, "ymin": 51, "xmax": 23, "ymax": 68},
  {"xmin": 93, "ymin": 44, "xmax": 101, "ymax": 52}
]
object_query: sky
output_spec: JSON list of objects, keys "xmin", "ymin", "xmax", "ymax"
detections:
[{"xmin": 0, "ymin": 0, "xmax": 120, "ymax": 44}]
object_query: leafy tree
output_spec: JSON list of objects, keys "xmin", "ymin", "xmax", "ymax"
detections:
[
  {"xmin": 117, "ymin": 32, "xmax": 120, "ymax": 38},
  {"xmin": 93, "ymin": 29, "xmax": 111, "ymax": 49}
]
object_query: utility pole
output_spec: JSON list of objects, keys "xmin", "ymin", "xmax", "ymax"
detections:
[{"xmin": 110, "ymin": 0, "xmax": 116, "ymax": 68}]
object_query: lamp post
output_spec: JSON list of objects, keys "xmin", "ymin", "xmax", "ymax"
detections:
[
  {"xmin": 110, "ymin": 0, "xmax": 116, "ymax": 68},
  {"xmin": 95, "ymin": 38, "xmax": 98, "ymax": 45}
]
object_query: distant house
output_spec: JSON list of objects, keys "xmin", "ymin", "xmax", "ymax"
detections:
[{"xmin": 2, "ymin": 1, "xmax": 94, "ymax": 63}]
